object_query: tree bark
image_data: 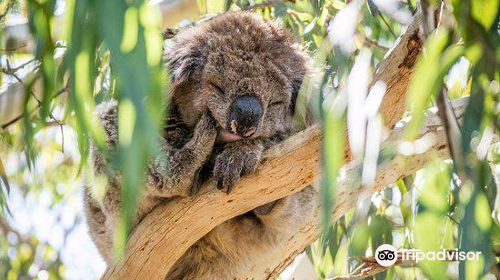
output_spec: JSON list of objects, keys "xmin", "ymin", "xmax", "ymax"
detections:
[{"xmin": 100, "ymin": 12, "xmax": 429, "ymax": 280}]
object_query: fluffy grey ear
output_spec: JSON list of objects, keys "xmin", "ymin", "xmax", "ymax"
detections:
[
  {"xmin": 166, "ymin": 29, "xmax": 207, "ymax": 85},
  {"xmin": 167, "ymin": 46, "xmax": 201, "ymax": 84}
]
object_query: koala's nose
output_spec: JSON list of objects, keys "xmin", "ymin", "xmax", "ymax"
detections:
[{"xmin": 227, "ymin": 95, "xmax": 262, "ymax": 138}]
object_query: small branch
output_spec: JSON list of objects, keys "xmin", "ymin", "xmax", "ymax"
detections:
[
  {"xmin": 162, "ymin": 13, "xmax": 218, "ymax": 40},
  {"xmin": 0, "ymin": 1, "xmax": 13, "ymax": 22},
  {"xmin": 378, "ymin": 13, "xmax": 397, "ymax": 39},
  {"xmin": 359, "ymin": 34, "xmax": 390, "ymax": 52},
  {"xmin": 0, "ymin": 44, "xmax": 28, "ymax": 52},
  {"xmin": 1, "ymin": 58, "xmax": 38, "ymax": 74},
  {"xmin": 435, "ymin": 88, "xmax": 465, "ymax": 179}
]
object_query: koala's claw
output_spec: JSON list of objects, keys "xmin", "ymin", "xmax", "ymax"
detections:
[
  {"xmin": 214, "ymin": 161, "xmax": 241, "ymax": 194},
  {"xmin": 213, "ymin": 143, "xmax": 262, "ymax": 194},
  {"xmin": 216, "ymin": 178, "xmax": 224, "ymax": 192}
]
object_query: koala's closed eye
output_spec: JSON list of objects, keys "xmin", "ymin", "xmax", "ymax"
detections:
[
  {"xmin": 268, "ymin": 100, "xmax": 285, "ymax": 107},
  {"xmin": 210, "ymin": 83, "xmax": 225, "ymax": 97}
]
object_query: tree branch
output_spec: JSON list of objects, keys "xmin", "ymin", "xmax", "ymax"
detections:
[{"xmin": 101, "ymin": 12, "xmax": 428, "ymax": 280}]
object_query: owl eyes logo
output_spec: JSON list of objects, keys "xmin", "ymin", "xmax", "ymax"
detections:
[
  {"xmin": 375, "ymin": 244, "xmax": 397, "ymax": 266},
  {"xmin": 377, "ymin": 250, "xmax": 395, "ymax": 261}
]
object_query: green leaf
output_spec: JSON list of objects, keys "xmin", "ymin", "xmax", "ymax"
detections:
[
  {"xmin": 366, "ymin": 0, "xmax": 378, "ymax": 17},
  {"xmin": 471, "ymin": 0, "xmax": 499, "ymax": 31},
  {"xmin": 419, "ymin": 162, "xmax": 452, "ymax": 214},
  {"xmin": 95, "ymin": 0, "xmax": 165, "ymax": 257},
  {"xmin": 327, "ymin": 224, "xmax": 340, "ymax": 261},
  {"xmin": 321, "ymin": 92, "xmax": 345, "ymax": 235},
  {"xmin": 414, "ymin": 213, "xmax": 451, "ymax": 280},
  {"xmin": 459, "ymin": 186, "xmax": 493, "ymax": 280},
  {"xmin": 0, "ymin": 156, "xmax": 10, "ymax": 193}
]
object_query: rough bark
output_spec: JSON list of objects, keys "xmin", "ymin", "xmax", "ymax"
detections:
[{"xmin": 100, "ymin": 12, "xmax": 427, "ymax": 280}]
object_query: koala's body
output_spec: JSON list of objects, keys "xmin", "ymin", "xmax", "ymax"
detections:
[{"xmin": 84, "ymin": 12, "xmax": 316, "ymax": 279}]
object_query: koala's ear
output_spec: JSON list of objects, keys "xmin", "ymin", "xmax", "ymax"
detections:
[
  {"xmin": 167, "ymin": 46, "xmax": 203, "ymax": 85},
  {"xmin": 167, "ymin": 31, "xmax": 206, "ymax": 85}
]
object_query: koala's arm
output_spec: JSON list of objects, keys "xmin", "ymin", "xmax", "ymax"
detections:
[
  {"xmin": 90, "ymin": 100, "xmax": 217, "ymax": 199},
  {"xmin": 147, "ymin": 114, "xmax": 217, "ymax": 197}
]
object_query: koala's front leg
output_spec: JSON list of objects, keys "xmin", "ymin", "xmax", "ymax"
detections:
[
  {"xmin": 213, "ymin": 139, "xmax": 264, "ymax": 193},
  {"xmin": 148, "ymin": 113, "xmax": 217, "ymax": 197}
]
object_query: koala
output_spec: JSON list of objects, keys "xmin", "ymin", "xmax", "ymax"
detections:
[{"xmin": 83, "ymin": 12, "xmax": 317, "ymax": 279}]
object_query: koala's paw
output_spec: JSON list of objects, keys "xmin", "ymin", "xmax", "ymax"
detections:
[
  {"xmin": 191, "ymin": 112, "xmax": 218, "ymax": 156},
  {"xmin": 213, "ymin": 144, "xmax": 262, "ymax": 194}
]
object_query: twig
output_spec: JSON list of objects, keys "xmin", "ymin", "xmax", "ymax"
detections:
[
  {"xmin": 1, "ymin": 58, "xmax": 38, "ymax": 74},
  {"xmin": 0, "ymin": 1, "xmax": 13, "ymax": 22},
  {"xmin": 162, "ymin": 27, "xmax": 181, "ymax": 40},
  {"xmin": 359, "ymin": 34, "xmax": 390, "ymax": 52},
  {"xmin": 162, "ymin": 14, "xmax": 218, "ymax": 40},
  {"xmin": 1, "ymin": 61, "xmax": 65, "ymax": 129},
  {"xmin": 378, "ymin": 13, "xmax": 397, "ymax": 39},
  {"xmin": 0, "ymin": 44, "xmax": 28, "ymax": 52}
]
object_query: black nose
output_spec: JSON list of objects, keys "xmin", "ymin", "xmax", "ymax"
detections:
[{"xmin": 227, "ymin": 95, "xmax": 262, "ymax": 137}]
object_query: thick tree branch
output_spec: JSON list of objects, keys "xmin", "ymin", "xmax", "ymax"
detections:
[{"xmin": 101, "ymin": 13, "xmax": 427, "ymax": 280}]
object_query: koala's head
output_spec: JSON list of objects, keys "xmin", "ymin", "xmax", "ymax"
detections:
[{"xmin": 168, "ymin": 12, "xmax": 309, "ymax": 142}]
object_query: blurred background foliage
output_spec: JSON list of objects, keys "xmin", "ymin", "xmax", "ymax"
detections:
[{"xmin": 0, "ymin": 0, "xmax": 498, "ymax": 279}]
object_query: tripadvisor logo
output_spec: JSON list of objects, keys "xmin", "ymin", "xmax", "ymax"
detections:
[
  {"xmin": 375, "ymin": 244, "xmax": 398, "ymax": 266},
  {"xmin": 375, "ymin": 244, "xmax": 482, "ymax": 267}
]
